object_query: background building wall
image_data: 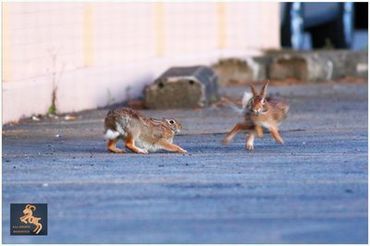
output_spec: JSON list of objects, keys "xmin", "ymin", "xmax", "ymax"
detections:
[{"xmin": 3, "ymin": 2, "xmax": 280, "ymax": 123}]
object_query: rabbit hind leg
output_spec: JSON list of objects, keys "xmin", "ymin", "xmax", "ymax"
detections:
[
  {"xmin": 125, "ymin": 135, "xmax": 148, "ymax": 154},
  {"xmin": 269, "ymin": 127, "xmax": 284, "ymax": 144},
  {"xmin": 223, "ymin": 123, "xmax": 252, "ymax": 144},
  {"xmin": 107, "ymin": 138, "xmax": 125, "ymax": 153},
  {"xmin": 255, "ymin": 125, "xmax": 264, "ymax": 138}
]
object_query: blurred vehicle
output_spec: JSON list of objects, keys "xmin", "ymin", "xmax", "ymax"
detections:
[{"xmin": 281, "ymin": 2, "xmax": 355, "ymax": 49}]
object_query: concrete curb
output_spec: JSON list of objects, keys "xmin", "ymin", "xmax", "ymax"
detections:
[{"xmin": 212, "ymin": 50, "xmax": 368, "ymax": 84}]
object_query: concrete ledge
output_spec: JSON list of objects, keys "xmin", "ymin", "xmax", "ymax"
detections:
[
  {"xmin": 212, "ymin": 57, "xmax": 268, "ymax": 85},
  {"xmin": 213, "ymin": 50, "xmax": 368, "ymax": 85},
  {"xmin": 268, "ymin": 53, "xmax": 333, "ymax": 81},
  {"xmin": 267, "ymin": 50, "xmax": 368, "ymax": 81}
]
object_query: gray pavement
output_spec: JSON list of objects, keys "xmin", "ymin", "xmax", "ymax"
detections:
[{"xmin": 2, "ymin": 83, "xmax": 368, "ymax": 243}]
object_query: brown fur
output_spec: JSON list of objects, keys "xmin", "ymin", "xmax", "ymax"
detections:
[
  {"xmin": 104, "ymin": 107, "xmax": 186, "ymax": 154},
  {"xmin": 224, "ymin": 81, "xmax": 289, "ymax": 150}
]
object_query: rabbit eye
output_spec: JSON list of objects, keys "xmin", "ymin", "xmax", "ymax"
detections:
[{"xmin": 169, "ymin": 120, "xmax": 174, "ymax": 124}]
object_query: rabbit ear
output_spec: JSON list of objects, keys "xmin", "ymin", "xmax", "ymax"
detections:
[
  {"xmin": 260, "ymin": 81, "xmax": 269, "ymax": 98},
  {"xmin": 250, "ymin": 84, "xmax": 258, "ymax": 96}
]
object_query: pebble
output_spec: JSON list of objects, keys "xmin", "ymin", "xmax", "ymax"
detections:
[
  {"xmin": 64, "ymin": 115, "xmax": 77, "ymax": 121},
  {"xmin": 32, "ymin": 115, "xmax": 40, "ymax": 121}
]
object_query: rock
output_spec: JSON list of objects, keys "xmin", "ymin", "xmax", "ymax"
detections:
[
  {"xmin": 345, "ymin": 51, "xmax": 368, "ymax": 78},
  {"xmin": 316, "ymin": 50, "xmax": 352, "ymax": 79},
  {"xmin": 212, "ymin": 57, "xmax": 268, "ymax": 85},
  {"xmin": 64, "ymin": 115, "xmax": 77, "ymax": 121},
  {"xmin": 144, "ymin": 66, "xmax": 219, "ymax": 109},
  {"xmin": 32, "ymin": 115, "xmax": 40, "ymax": 121},
  {"xmin": 268, "ymin": 53, "xmax": 333, "ymax": 81},
  {"xmin": 252, "ymin": 56, "xmax": 273, "ymax": 81},
  {"xmin": 267, "ymin": 50, "xmax": 368, "ymax": 81},
  {"xmin": 312, "ymin": 50, "xmax": 368, "ymax": 79}
]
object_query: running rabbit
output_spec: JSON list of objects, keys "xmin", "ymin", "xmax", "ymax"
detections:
[
  {"xmin": 223, "ymin": 81, "xmax": 289, "ymax": 150},
  {"xmin": 104, "ymin": 108, "xmax": 187, "ymax": 154}
]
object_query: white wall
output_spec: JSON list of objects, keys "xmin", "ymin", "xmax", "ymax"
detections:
[{"xmin": 3, "ymin": 2, "xmax": 280, "ymax": 123}]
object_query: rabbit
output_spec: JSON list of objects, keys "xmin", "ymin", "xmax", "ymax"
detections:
[
  {"xmin": 104, "ymin": 107, "xmax": 187, "ymax": 154},
  {"xmin": 223, "ymin": 81, "xmax": 289, "ymax": 150}
]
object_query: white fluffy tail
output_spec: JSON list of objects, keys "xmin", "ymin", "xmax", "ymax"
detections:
[
  {"xmin": 227, "ymin": 91, "xmax": 252, "ymax": 114},
  {"xmin": 241, "ymin": 91, "xmax": 253, "ymax": 109},
  {"xmin": 104, "ymin": 129, "xmax": 120, "ymax": 140}
]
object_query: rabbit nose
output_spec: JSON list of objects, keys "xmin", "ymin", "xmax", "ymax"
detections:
[{"xmin": 253, "ymin": 109, "xmax": 261, "ymax": 115}]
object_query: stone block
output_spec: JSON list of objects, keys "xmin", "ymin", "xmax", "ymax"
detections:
[
  {"xmin": 212, "ymin": 57, "xmax": 268, "ymax": 85},
  {"xmin": 268, "ymin": 53, "xmax": 333, "ymax": 81},
  {"xmin": 344, "ymin": 51, "xmax": 368, "ymax": 78},
  {"xmin": 144, "ymin": 66, "xmax": 219, "ymax": 109},
  {"xmin": 267, "ymin": 50, "xmax": 368, "ymax": 81}
]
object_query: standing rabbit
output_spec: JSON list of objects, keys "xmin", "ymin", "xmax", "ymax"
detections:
[
  {"xmin": 104, "ymin": 108, "xmax": 187, "ymax": 154},
  {"xmin": 223, "ymin": 81, "xmax": 289, "ymax": 150}
]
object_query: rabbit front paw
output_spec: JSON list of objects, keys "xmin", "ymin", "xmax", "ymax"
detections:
[
  {"xmin": 137, "ymin": 148, "xmax": 148, "ymax": 154},
  {"xmin": 178, "ymin": 148, "xmax": 187, "ymax": 154},
  {"xmin": 223, "ymin": 137, "xmax": 231, "ymax": 145},
  {"xmin": 246, "ymin": 143, "xmax": 254, "ymax": 151},
  {"xmin": 276, "ymin": 139, "xmax": 284, "ymax": 144}
]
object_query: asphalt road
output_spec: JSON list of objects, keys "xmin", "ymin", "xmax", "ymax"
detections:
[{"xmin": 2, "ymin": 83, "xmax": 368, "ymax": 243}]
